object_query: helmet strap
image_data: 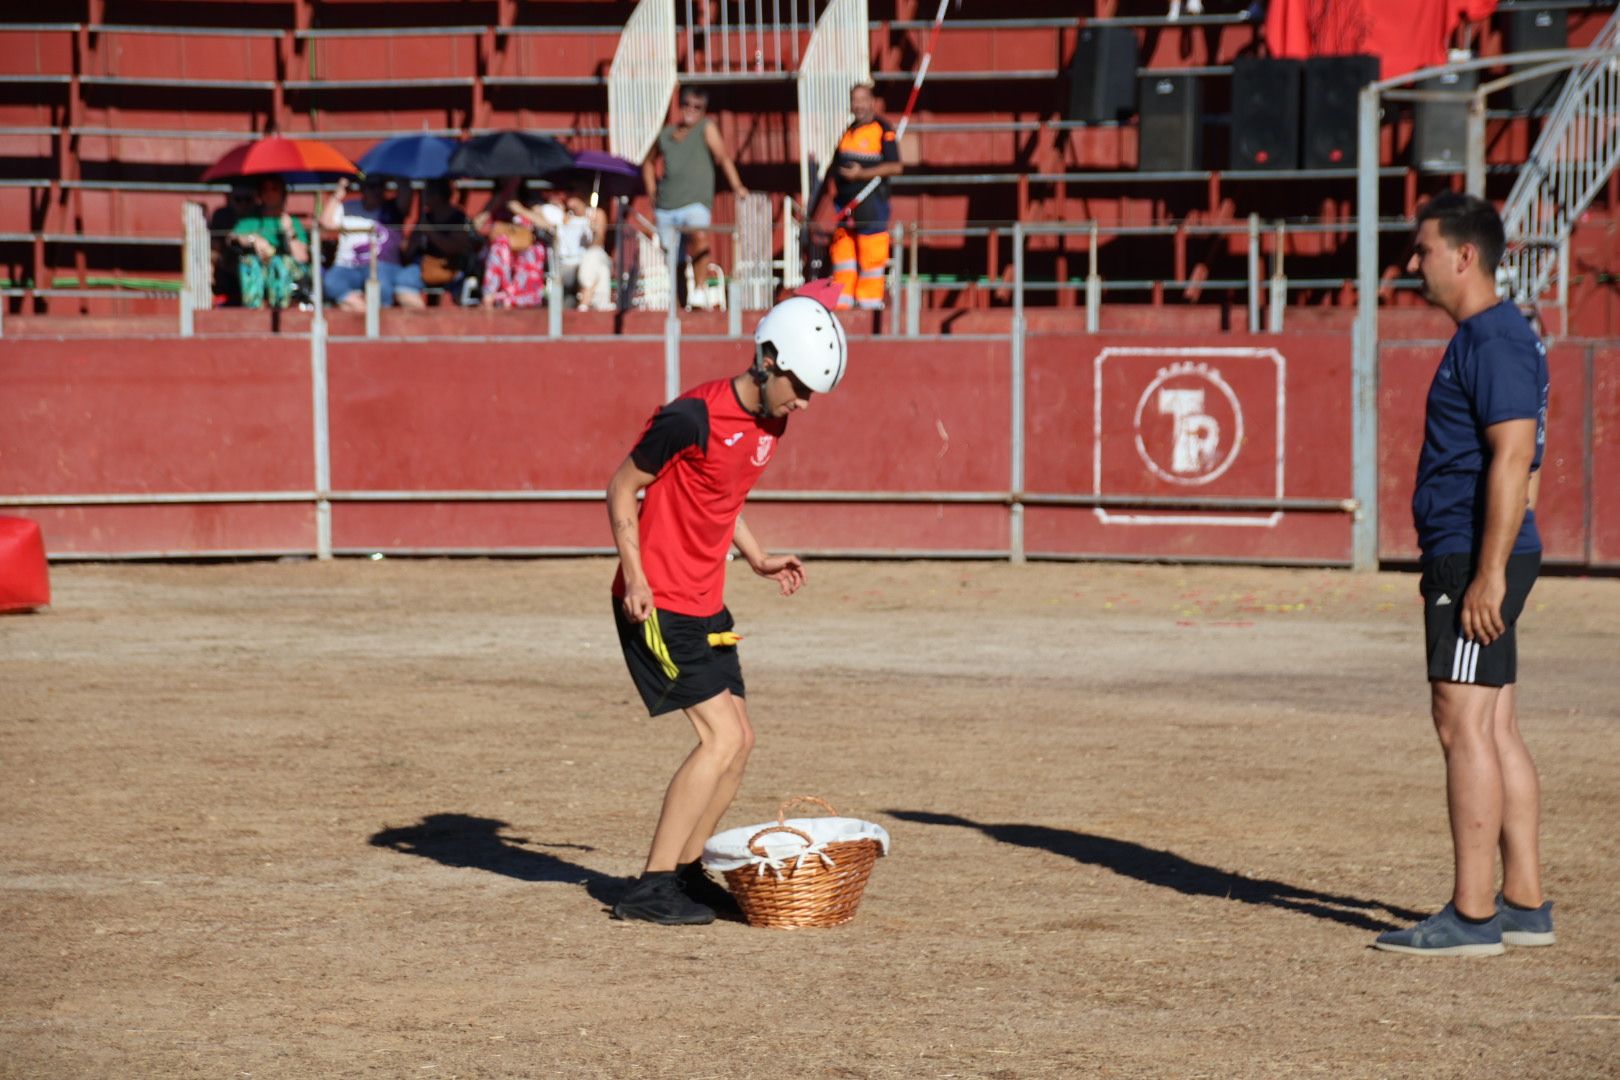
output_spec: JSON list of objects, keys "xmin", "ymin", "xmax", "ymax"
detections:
[{"xmin": 748, "ymin": 346, "xmax": 772, "ymax": 418}]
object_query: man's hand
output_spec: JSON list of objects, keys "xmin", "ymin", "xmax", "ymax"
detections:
[
  {"xmin": 838, "ymin": 162, "xmax": 865, "ymax": 181},
  {"xmin": 750, "ymin": 553, "xmax": 806, "ymax": 597},
  {"xmin": 733, "ymin": 185, "xmax": 752, "ymax": 200},
  {"xmin": 1459, "ymin": 570, "xmax": 1508, "ymax": 645},
  {"xmin": 621, "ymin": 579, "xmax": 655, "ymax": 624}
]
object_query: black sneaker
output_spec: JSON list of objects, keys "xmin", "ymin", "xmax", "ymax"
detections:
[
  {"xmin": 678, "ymin": 860, "xmax": 743, "ymax": 919},
  {"xmin": 611, "ymin": 872, "xmax": 716, "ymax": 925}
]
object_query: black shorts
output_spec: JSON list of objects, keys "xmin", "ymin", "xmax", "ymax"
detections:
[
  {"xmin": 1421, "ymin": 552, "xmax": 1539, "ymax": 688},
  {"xmin": 613, "ymin": 598, "xmax": 745, "ymax": 716}
]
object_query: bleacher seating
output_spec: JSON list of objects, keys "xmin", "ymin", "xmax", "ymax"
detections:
[{"xmin": 0, "ymin": 0, "xmax": 1615, "ymax": 331}]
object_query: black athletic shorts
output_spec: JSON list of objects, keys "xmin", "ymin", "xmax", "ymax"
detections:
[
  {"xmin": 612, "ymin": 598, "xmax": 745, "ymax": 716},
  {"xmin": 1421, "ymin": 552, "xmax": 1539, "ymax": 687}
]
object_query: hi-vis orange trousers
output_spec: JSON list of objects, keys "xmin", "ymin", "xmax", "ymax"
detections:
[{"xmin": 830, "ymin": 226, "xmax": 890, "ymax": 310}]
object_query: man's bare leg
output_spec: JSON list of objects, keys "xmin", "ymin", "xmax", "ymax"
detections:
[
  {"xmin": 1431, "ymin": 680, "xmax": 1505, "ymax": 918},
  {"xmin": 677, "ymin": 695, "xmax": 754, "ymax": 866},
  {"xmin": 643, "ymin": 691, "xmax": 748, "ymax": 874},
  {"xmin": 1492, "ymin": 683, "xmax": 1545, "ymax": 907},
  {"xmin": 687, "ymin": 229, "xmax": 711, "ymax": 272}
]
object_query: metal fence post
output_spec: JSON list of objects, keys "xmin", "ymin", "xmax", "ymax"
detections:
[
  {"xmin": 1465, "ymin": 87, "xmax": 1488, "ymax": 198},
  {"xmin": 1557, "ymin": 235, "xmax": 1570, "ymax": 339},
  {"xmin": 548, "ymin": 269, "xmax": 563, "ymax": 337},
  {"xmin": 1010, "ymin": 220, "xmax": 1026, "ymax": 564},
  {"xmin": 311, "ymin": 221, "xmax": 325, "ymax": 313},
  {"xmin": 665, "ymin": 238, "xmax": 681, "ymax": 402},
  {"xmin": 365, "ymin": 228, "xmax": 380, "ymax": 339},
  {"xmin": 888, "ymin": 221, "xmax": 903, "ymax": 334},
  {"xmin": 180, "ymin": 286, "xmax": 194, "ymax": 337},
  {"xmin": 1268, "ymin": 221, "xmax": 1286, "ymax": 333},
  {"xmin": 906, "ymin": 221, "xmax": 921, "ymax": 336},
  {"xmin": 728, "ymin": 281, "xmax": 743, "ymax": 337},
  {"xmin": 1085, "ymin": 220, "xmax": 1101, "ymax": 334},
  {"xmin": 310, "ymin": 281, "xmax": 333, "ymax": 561},
  {"xmin": 1353, "ymin": 86, "xmax": 1382, "ymax": 571},
  {"xmin": 1246, "ymin": 213, "xmax": 1261, "ymax": 334}
]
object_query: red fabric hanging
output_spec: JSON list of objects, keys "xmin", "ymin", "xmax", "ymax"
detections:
[{"xmin": 1264, "ymin": 0, "xmax": 1498, "ymax": 80}]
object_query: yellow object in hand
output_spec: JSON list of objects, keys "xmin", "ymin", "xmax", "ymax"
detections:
[{"xmin": 707, "ymin": 631, "xmax": 742, "ymax": 647}]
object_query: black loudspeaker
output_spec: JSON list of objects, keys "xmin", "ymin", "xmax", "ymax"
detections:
[
  {"xmin": 1509, "ymin": 9, "xmax": 1568, "ymax": 110},
  {"xmin": 1138, "ymin": 73, "xmax": 1203, "ymax": 171},
  {"xmin": 1231, "ymin": 57, "xmax": 1301, "ymax": 170},
  {"xmin": 1303, "ymin": 54, "xmax": 1379, "ymax": 168},
  {"xmin": 1067, "ymin": 25, "xmax": 1139, "ymax": 122},
  {"xmin": 1413, "ymin": 66, "xmax": 1478, "ymax": 171}
]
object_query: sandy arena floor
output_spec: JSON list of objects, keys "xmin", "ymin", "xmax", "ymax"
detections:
[{"xmin": 2, "ymin": 558, "xmax": 1617, "ymax": 1078}]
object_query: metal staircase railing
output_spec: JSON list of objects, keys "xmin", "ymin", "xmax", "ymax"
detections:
[
  {"xmin": 1499, "ymin": 7, "xmax": 1620, "ymax": 305},
  {"xmin": 795, "ymin": 0, "xmax": 870, "ymax": 207},
  {"xmin": 608, "ymin": 0, "xmax": 678, "ymax": 167}
]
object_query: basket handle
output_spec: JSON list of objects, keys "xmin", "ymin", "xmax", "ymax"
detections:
[
  {"xmin": 777, "ymin": 795, "xmax": 839, "ymax": 822},
  {"xmin": 747, "ymin": 824, "xmax": 814, "ymax": 857}
]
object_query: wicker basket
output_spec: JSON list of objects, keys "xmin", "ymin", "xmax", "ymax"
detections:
[{"xmin": 715, "ymin": 797, "xmax": 887, "ymax": 929}]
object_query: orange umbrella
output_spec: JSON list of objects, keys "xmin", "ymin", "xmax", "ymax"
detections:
[{"xmin": 202, "ymin": 136, "xmax": 359, "ymax": 182}]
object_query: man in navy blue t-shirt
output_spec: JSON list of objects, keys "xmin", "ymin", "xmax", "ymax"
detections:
[{"xmin": 1373, "ymin": 193, "xmax": 1555, "ymax": 957}]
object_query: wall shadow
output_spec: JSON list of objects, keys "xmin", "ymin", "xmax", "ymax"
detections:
[
  {"xmin": 369, "ymin": 812, "xmax": 623, "ymax": 907},
  {"xmin": 886, "ymin": 809, "xmax": 1424, "ymax": 932}
]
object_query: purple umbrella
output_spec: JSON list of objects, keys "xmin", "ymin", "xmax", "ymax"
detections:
[{"xmin": 565, "ymin": 149, "xmax": 644, "ymax": 205}]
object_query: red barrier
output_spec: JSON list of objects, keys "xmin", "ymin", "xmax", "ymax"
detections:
[
  {"xmin": 1025, "ymin": 334, "xmax": 1354, "ymax": 563},
  {"xmin": 1379, "ymin": 341, "xmax": 1599, "ymax": 565},
  {"xmin": 1, "ymin": 331, "xmax": 1614, "ymax": 566},
  {"xmin": 1594, "ymin": 348, "xmax": 1620, "ymax": 567},
  {"xmin": 0, "ymin": 338, "xmax": 313, "ymax": 556}
]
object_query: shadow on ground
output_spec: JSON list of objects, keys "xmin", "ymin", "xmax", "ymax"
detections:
[
  {"xmin": 886, "ymin": 809, "xmax": 1424, "ymax": 932},
  {"xmin": 369, "ymin": 813, "xmax": 622, "ymax": 906}
]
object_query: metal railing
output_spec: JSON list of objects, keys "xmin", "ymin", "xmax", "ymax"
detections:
[
  {"xmin": 678, "ymin": 0, "xmax": 824, "ymax": 78},
  {"xmin": 733, "ymin": 192, "xmax": 775, "ymax": 309},
  {"xmin": 1497, "ymin": 8, "xmax": 1620, "ymax": 306},
  {"xmin": 608, "ymin": 0, "xmax": 678, "ymax": 168},
  {"xmin": 795, "ymin": 0, "xmax": 869, "ymax": 207}
]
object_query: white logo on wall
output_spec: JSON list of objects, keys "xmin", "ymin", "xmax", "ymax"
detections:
[{"xmin": 1132, "ymin": 362, "xmax": 1244, "ymax": 486}]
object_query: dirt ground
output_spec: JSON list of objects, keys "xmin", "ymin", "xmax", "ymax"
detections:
[{"xmin": 1, "ymin": 557, "xmax": 1617, "ymax": 1079}]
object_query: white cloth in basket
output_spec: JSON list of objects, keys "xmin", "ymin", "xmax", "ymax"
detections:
[{"xmin": 702, "ymin": 817, "xmax": 891, "ymax": 875}]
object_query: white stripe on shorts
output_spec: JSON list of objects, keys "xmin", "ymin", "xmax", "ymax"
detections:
[
  {"xmin": 1466, "ymin": 639, "xmax": 1481, "ymax": 683},
  {"xmin": 1451, "ymin": 638, "xmax": 1465, "ymax": 682}
]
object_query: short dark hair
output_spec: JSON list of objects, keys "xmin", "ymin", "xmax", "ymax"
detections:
[
  {"xmin": 1415, "ymin": 192, "xmax": 1505, "ymax": 275},
  {"xmin": 678, "ymin": 86, "xmax": 709, "ymax": 107}
]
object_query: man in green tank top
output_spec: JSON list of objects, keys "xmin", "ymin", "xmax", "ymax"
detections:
[{"xmin": 641, "ymin": 86, "xmax": 750, "ymax": 307}]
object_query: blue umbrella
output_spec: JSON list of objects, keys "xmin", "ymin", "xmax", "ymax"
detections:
[{"xmin": 357, "ymin": 135, "xmax": 457, "ymax": 180}]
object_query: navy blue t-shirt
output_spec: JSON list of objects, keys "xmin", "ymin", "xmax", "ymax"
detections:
[{"xmin": 1412, "ymin": 300, "xmax": 1548, "ymax": 561}]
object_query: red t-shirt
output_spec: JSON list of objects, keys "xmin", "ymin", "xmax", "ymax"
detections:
[{"xmin": 612, "ymin": 377, "xmax": 788, "ymax": 617}]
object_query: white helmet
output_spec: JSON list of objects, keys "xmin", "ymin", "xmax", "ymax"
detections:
[{"xmin": 753, "ymin": 295, "xmax": 848, "ymax": 394}]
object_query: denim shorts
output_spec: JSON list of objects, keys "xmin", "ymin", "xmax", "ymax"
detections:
[
  {"xmin": 322, "ymin": 261, "xmax": 422, "ymax": 306},
  {"xmin": 654, "ymin": 202, "xmax": 712, "ymax": 258}
]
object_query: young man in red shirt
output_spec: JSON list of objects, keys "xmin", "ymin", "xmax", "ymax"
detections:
[{"xmin": 607, "ymin": 285, "xmax": 848, "ymax": 924}]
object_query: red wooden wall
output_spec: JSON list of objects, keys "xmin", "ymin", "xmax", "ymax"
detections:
[{"xmin": 4, "ymin": 329, "xmax": 1615, "ymax": 566}]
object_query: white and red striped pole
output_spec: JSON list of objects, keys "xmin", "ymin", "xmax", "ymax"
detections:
[{"xmin": 833, "ymin": 0, "xmax": 952, "ymax": 224}]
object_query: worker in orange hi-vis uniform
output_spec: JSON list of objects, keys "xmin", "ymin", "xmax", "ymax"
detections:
[{"xmin": 827, "ymin": 84, "xmax": 903, "ymax": 311}]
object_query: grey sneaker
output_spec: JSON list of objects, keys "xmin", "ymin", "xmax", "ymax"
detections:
[
  {"xmin": 1373, "ymin": 903, "xmax": 1505, "ymax": 956},
  {"xmin": 1496, "ymin": 893, "xmax": 1556, "ymax": 947},
  {"xmin": 612, "ymin": 872, "xmax": 716, "ymax": 926}
]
